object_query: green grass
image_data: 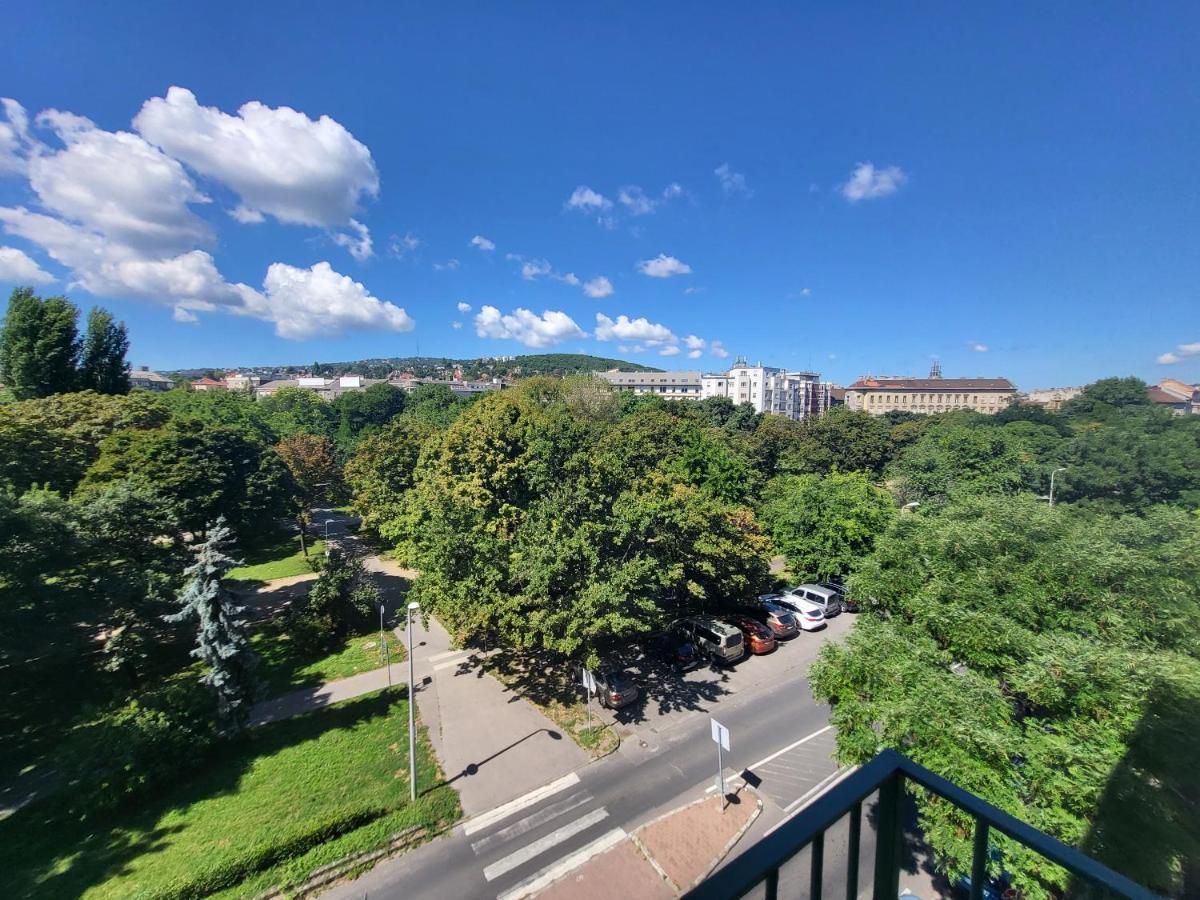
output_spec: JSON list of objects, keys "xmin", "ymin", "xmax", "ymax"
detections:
[
  {"xmin": 252, "ymin": 623, "xmax": 402, "ymax": 699},
  {"xmin": 228, "ymin": 533, "xmax": 325, "ymax": 584},
  {"xmin": 0, "ymin": 690, "xmax": 459, "ymax": 899}
]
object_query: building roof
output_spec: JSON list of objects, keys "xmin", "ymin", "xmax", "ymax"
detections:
[
  {"xmin": 1147, "ymin": 386, "xmax": 1189, "ymax": 405},
  {"xmin": 132, "ymin": 370, "xmax": 172, "ymax": 382},
  {"xmin": 190, "ymin": 377, "xmax": 225, "ymax": 386},
  {"xmin": 1158, "ymin": 379, "xmax": 1198, "ymax": 400},
  {"xmin": 847, "ymin": 377, "xmax": 1016, "ymax": 391}
]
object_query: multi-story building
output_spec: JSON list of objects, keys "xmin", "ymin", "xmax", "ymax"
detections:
[
  {"xmin": 129, "ymin": 366, "xmax": 174, "ymax": 392},
  {"xmin": 255, "ymin": 374, "xmax": 503, "ymax": 402},
  {"xmin": 595, "ymin": 370, "xmax": 703, "ymax": 400},
  {"xmin": 701, "ymin": 359, "xmax": 830, "ymax": 420},
  {"xmin": 845, "ymin": 373, "xmax": 1016, "ymax": 415},
  {"xmin": 190, "ymin": 377, "xmax": 227, "ymax": 392},
  {"xmin": 1025, "ymin": 386, "xmax": 1083, "ymax": 410},
  {"xmin": 1148, "ymin": 379, "xmax": 1199, "ymax": 415}
]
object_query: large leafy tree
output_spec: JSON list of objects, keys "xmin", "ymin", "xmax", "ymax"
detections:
[
  {"xmin": 783, "ymin": 407, "xmax": 894, "ymax": 476},
  {"xmin": 0, "ymin": 288, "xmax": 80, "ymax": 399},
  {"xmin": 78, "ymin": 307, "xmax": 130, "ymax": 395},
  {"xmin": 759, "ymin": 472, "xmax": 896, "ymax": 582},
  {"xmin": 166, "ymin": 518, "xmax": 258, "ymax": 731},
  {"xmin": 274, "ymin": 432, "xmax": 343, "ymax": 554},
  {"xmin": 344, "ymin": 417, "xmax": 439, "ymax": 545},
  {"xmin": 258, "ymin": 386, "xmax": 337, "ymax": 439},
  {"xmin": 1061, "ymin": 376, "xmax": 1151, "ymax": 420},
  {"xmin": 811, "ymin": 495, "xmax": 1200, "ymax": 898},
  {"xmin": 332, "ymin": 382, "xmax": 406, "ymax": 449}
]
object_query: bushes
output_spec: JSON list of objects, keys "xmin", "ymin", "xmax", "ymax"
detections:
[{"xmin": 287, "ymin": 546, "xmax": 380, "ymax": 654}]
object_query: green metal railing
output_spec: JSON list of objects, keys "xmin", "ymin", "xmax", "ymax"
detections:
[{"xmin": 683, "ymin": 749, "xmax": 1157, "ymax": 900}]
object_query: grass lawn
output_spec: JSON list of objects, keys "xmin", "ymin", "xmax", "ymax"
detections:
[
  {"xmin": 228, "ymin": 533, "xmax": 325, "ymax": 584},
  {"xmin": 252, "ymin": 622, "xmax": 403, "ymax": 698},
  {"xmin": 0, "ymin": 690, "xmax": 459, "ymax": 899}
]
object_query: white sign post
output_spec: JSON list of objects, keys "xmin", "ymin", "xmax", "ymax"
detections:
[
  {"xmin": 711, "ymin": 718, "xmax": 731, "ymax": 811},
  {"xmin": 582, "ymin": 668, "xmax": 597, "ymax": 722}
]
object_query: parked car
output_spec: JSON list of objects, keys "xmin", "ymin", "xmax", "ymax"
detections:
[
  {"xmin": 645, "ymin": 631, "xmax": 700, "ymax": 672},
  {"xmin": 594, "ymin": 667, "xmax": 639, "ymax": 709},
  {"xmin": 789, "ymin": 584, "xmax": 842, "ymax": 618},
  {"xmin": 736, "ymin": 600, "xmax": 799, "ymax": 638},
  {"xmin": 818, "ymin": 580, "xmax": 860, "ymax": 613},
  {"xmin": 670, "ymin": 616, "xmax": 746, "ymax": 664},
  {"xmin": 768, "ymin": 593, "xmax": 826, "ymax": 631},
  {"xmin": 719, "ymin": 615, "xmax": 777, "ymax": 654}
]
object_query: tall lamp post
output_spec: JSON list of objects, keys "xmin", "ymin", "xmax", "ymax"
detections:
[
  {"xmin": 1049, "ymin": 467, "xmax": 1066, "ymax": 507},
  {"xmin": 323, "ymin": 518, "xmax": 335, "ymax": 539},
  {"xmin": 406, "ymin": 600, "xmax": 420, "ymax": 801}
]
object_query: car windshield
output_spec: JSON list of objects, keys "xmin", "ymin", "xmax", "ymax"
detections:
[{"xmin": 606, "ymin": 671, "xmax": 633, "ymax": 689}]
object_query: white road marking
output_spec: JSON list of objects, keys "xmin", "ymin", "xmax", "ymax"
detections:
[
  {"xmin": 428, "ymin": 649, "xmax": 471, "ymax": 663},
  {"xmin": 744, "ymin": 725, "xmax": 832, "ymax": 772},
  {"xmin": 434, "ymin": 656, "xmax": 475, "ymax": 672},
  {"xmin": 783, "ymin": 767, "xmax": 852, "ymax": 812},
  {"xmin": 764, "ymin": 766, "xmax": 859, "ymax": 837},
  {"xmin": 495, "ymin": 828, "xmax": 628, "ymax": 900},
  {"xmin": 483, "ymin": 807, "xmax": 610, "ymax": 881},
  {"xmin": 470, "ymin": 791, "xmax": 593, "ymax": 854},
  {"xmin": 462, "ymin": 773, "xmax": 581, "ymax": 836}
]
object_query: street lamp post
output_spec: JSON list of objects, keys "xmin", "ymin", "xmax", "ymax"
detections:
[
  {"xmin": 406, "ymin": 600, "xmax": 420, "ymax": 801},
  {"xmin": 1049, "ymin": 467, "xmax": 1066, "ymax": 507},
  {"xmin": 323, "ymin": 518, "xmax": 335, "ymax": 539}
]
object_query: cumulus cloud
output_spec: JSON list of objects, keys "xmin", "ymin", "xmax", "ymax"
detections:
[
  {"xmin": 687, "ymin": 349, "xmax": 703, "ymax": 359},
  {"xmin": 248, "ymin": 261, "xmax": 413, "ymax": 340},
  {"xmin": 582, "ymin": 275, "xmax": 614, "ymax": 298},
  {"xmin": 969, "ymin": 342, "xmax": 989, "ymax": 353},
  {"xmin": 452, "ymin": 321, "xmax": 463, "ymax": 329},
  {"xmin": 637, "ymin": 253, "xmax": 692, "ymax": 278},
  {"xmin": 474, "ymin": 305, "xmax": 585, "ymax": 348},
  {"xmin": 433, "ymin": 258, "xmax": 460, "ymax": 271},
  {"xmin": 714, "ymin": 163, "xmax": 751, "ymax": 197},
  {"xmin": 331, "ymin": 218, "xmax": 373, "ymax": 261},
  {"xmin": 618, "ymin": 186, "xmax": 656, "ymax": 216},
  {"xmin": 1, "ymin": 98, "xmax": 32, "ymax": 174},
  {"xmin": 470, "ymin": 234, "xmax": 495, "ymax": 251},
  {"xmin": 659, "ymin": 345, "xmax": 681, "ymax": 356},
  {"xmin": 1157, "ymin": 341, "xmax": 1200, "ymax": 365},
  {"xmin": 456, "ymin": 301, "xmax": 472, "ymax": 313},
  {"xmin": 389, "ymin": 231, "xmax": 421, "ymax": 257},
  {"xmin": 711, "ymin": 340, "xmax": 729, "ymax": 359},
  {"xmin": 594, "ymin": 313, "xmax": 675, "ymax": 345},
  {"xmin": 0, "ymin": 246, "xmax": 54, "ymax": 283},
  {"xmin": 521, "ymin": 258, "xmax": 553, "ymax": 280},
  {"xmin": 684, "ymin": 335, "xmax": 706, "ymax": 350},
  {"xmin": 134, "ymin": 86, "xmax": 378, "ymax": 228},
  {"xmin": 565, "ymin": 185, "xmax": 611, "ymax": 211},
  {"xmin": 841, "ymin": 162, "xmax": 907, "ymax": 202}
]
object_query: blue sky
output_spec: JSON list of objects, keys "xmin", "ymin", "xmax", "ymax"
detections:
[{"xmin": 1, "ymin": 3, "xmax": 1197, "ymax": 388}]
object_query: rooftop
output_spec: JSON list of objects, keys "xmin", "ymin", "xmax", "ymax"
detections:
[{"xmin": 848, "ymin": 377, "xmax": 1016, "ymax": 391}]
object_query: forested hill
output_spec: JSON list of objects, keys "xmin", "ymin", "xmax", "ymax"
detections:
[{"xmin": 165, "ymin": 353, "xmax": 658, "ymax": 381}]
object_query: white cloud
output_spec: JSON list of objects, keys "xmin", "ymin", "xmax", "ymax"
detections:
[
  {"xmin": 711, "ymin": 340, "xmax": 729, "ymax": 359},
  {"xmin": 841, "ymin": 162, "xmax": 907, "ymax": 202},
  {"xmin": 249, "ymin": 261, "xmax": 413, "ymax": 340},
  {"xmin": 456, "ymin": 301, "xmax": 472, "ymax": 313},
  {"xmin": 662, "ymin": 182, "xmax": 684, "ymax": 200},
  {"xmin": 683, "ymin": 285, "xmax": 703, "ymax": 295},
  {"xmin": 594, "ymin": 313, "xmax": 676, "ymax": 345},
  {"xmin": 389, "ymin": 231, "xmax": 422, "ymax": 257},
  {"xmin": 470, "ymin": 234, "xmax": 495, "ymax": 251},
  {"xmin": 331, "ymin": 218, "xmax": 373, "ymax": 261},
  {"xmin": 433, "ymin": 258, "xmax": 460, "ymax": 271},
  {"xmin": 714, "ymin": 163, "xmax": 751, "ymax": 197},
  {"xmin": 582, "ymin": 275, "xmax": 614, "ymax": 298},
  {"xmin": 134, "ymin": 86, "xmax": 378, "ymax": 228},
  {"xmin": 684, "ymin": 335, "xmax": 706, "ymax": 350},
  {"xmin": 687, "ymin": 349, "xmax": 703, "ymax": 359},
  {"xmin": 0, "ymin": 246, "xmax": 54, "ymax": 283},
  {"xmin": 637, "ymin": 253, "xmax": 692, "ymax": 278},
  {"xmin": 799, "ymin": 287, "xmax": 812, "ymax": 296},
  {"xmin": 521, "ymin": 258, "xmax": 552, "ymax": 280},
  {"xmin": 565, "ymin": 185, "xmax": 611, "ymax": 211},
  {"xmin": 1, "ymin": 98, "xmax": 32, "ymax": 174},
  {"xmin": 618, "ymin": 186, "xmax": 656, "ymax": 216},
  {"xmin": 969, "ymin": 342, "xmax": 989, "ymax": 353},
  {"xmin": 451, "ymin": 320, "xmax": 463, "ymax": 329},
  {"xmin": 659, "ymin": 345, "xmax": 681, "ymax": 356},
  {"xmin": 557, "ymin": 272, "xmax": 581, "ymax": 287},
  {"xmin": 1157, "ymin": 341, "xmax": 1200, "ymax": 365},
  {"xmin": 474, "ymin": 305, "xmax": 585, "ymax": 348},
  {"xmin": 173, "ymin": 306, "xmax": 198, "ymax": 323}
]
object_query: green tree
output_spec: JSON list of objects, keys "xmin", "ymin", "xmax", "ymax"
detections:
[
  {"xmin": 0, "ymin": 288, "xmax": 80, "ymax": 399},
  {"xmin": 274, "ymin": 432, "xmax": 343, "ymax": 555},
  {"xmin": 258, "ymin": 386, "xmax": 337, "ymax": 439},
  {"xmin": 784, "ymin": 407, "xmax": 894, "ymax": 476},
  {"xmin": 759, "ymin": 472, "xmax": 896, "ymax": 582},
  {"xmin": 165, "ymin": 517, "xmax": 258, "ymax": 732},
  {"xmin": 344, "ymin": 417, "xmax": 439, "ymax": 545},
  {"xmin": 289, "ymin": 545, "xmax": 380, "ymax": 652},
  {"xmin": 403, "ymin": 383, "xmax": 469, "ymax": 428},
  {"xmin": 332, "ymin": 383, "xmax": 406, "ymax": 449},
  {"xmin": 1061, "ymin": 376, "xmax": 1151, "ymax": 420},
  {"xmin": 886, "ymin": 417, "xmax": 1040, "ymax": 503},
  {"xmin": 78, "ymin": 307, "xmax": 130, "ymax": 395}
]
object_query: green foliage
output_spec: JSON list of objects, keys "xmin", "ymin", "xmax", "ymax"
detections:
[
  {"xmin": 157, "ymin": 388, "xmax": 275, "ymax": 444},
  {"xmin": 402, "ymin": 382, "xmax": 470, "ymax": 428},
  {"xmin": 332, "ymin": 381, "xmax": 406, "ymax": 449},
  {"xmin": 78, "ymin": 306, "xmax": 131, "ymax": 395},
  {"xmin": 1061, "ymin": 376, "xmax": 1152, "ymax": 420},
  {"xmin": 0, "ymin": 287, "xmax": 80, "ymax": 399},
  {"xmin": 289, "ymin": 546, "xmax": 380, "ymax": 654},
  {"xmin": 259, "ymin": 385, "xmax": 337, "ymax": 439},
  {"xmin": 782, "ymin": 406, "xmax": 895, "ymax": 476},
  {"xmin": 760, "ymin": 472, "xmax": 896, "ymax": 581},
  {"xmin": 344, "ymin": 417, "xmax": 439, "ymax": 544},
  {"xmin": 275, "ymin": 431, "xmax": 344, "ymax": 509}
]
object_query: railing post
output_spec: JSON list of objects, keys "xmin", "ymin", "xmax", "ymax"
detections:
[
  {"xmin": 969, "ymin": 819, "xmax": 990, "ymax": 900},
  {"xmin": 764, "ymin": 866, "xmax": 779, "ymax": 900},
  {"xmin": 873, "ymin": 772, "xmax": 904, "ymax": 900},
  {"xmin": 847, "ymin": 800, "xmax": 862, "ymax": 900},
  {"xmin": 811, "ymin": 830, "xmax": 825, "ymax": 900}
]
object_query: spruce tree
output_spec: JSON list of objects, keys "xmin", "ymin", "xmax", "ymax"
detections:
[
  {"xmin": 79, "ymin": 307, "xmax": 131, "ymax": 394},
  {"xmin": 166, "ymin": 517, "xmax": 258, "ymax": 732}
]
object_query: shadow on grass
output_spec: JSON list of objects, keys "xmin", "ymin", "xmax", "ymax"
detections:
[{"xmin": 0, "ymin": 691, "xmax": 400, "ymax": 899}]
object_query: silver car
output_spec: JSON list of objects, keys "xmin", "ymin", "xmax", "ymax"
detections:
[
  {"xmin": 671, "ymin": 616, "xmax": 746, "ymax": 664},
  {"xmin": 789, "ymin": 584, "xmax": 842, "ymax": 618}
]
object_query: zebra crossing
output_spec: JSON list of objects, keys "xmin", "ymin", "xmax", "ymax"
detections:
[{"xmin": 459, "ymin": 771, "xmax": 627, "ymax": 900}]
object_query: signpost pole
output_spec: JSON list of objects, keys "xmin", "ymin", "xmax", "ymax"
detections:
[{"xmin": 717, "ymin": 736, "xmax": 725, "ymax": 812}]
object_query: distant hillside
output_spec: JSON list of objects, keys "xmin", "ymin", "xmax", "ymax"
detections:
[{"xmin": 164, "ymin": 353, "xmax": 657, "ymax": 381}]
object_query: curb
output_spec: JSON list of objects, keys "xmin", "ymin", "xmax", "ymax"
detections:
[
  {"xmin": 253, "ymin": 825, "xmax": 427, "ymax": 900},
  {"xmin": 697, "ymin": 793, "xmax": 762, "ymax": 887}
]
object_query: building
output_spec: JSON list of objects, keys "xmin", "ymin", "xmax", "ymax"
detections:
[
  {"xmin": 255, "ymin": 374, "xmax": 503, "ymax": 402},
  {"xmin": 190, "ymin": 376, "xmax": 227, "ymax": 392},
  {"xmin": 223, "ymin": 373, "xmax": 262, "ymax": 392},
  {"xmin": 1025, "ymin": 386, "xmax": 1082, "ymax": 411},
  {"xmin": 845, "ymin": 373, "xmax": 1017, "ymax": 415},
  {"xmin": 1148, "ymin": 378, "xmax": 1198, "ymax": 415},
  {"xmin": 129, "ymin": 366, "xmax": 174, "ymax": 392},
  {"xmin": 702, "ymin": 359, "xmax": 830, "ymax": 420},
  {"xmin": 595, "ymin": 369, "xmax": 703, "ymax": 401}
]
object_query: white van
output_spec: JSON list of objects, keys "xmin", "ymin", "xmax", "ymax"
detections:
[{"xmin": 789, "ymin": 584, "xmax": 842, "ymax": 618}]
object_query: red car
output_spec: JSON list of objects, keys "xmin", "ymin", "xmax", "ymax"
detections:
[{"xmin": 720, "ymin": 615, "xmax": 777, "ymax": 655}]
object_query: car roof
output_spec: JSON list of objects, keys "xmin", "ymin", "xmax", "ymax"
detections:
[{"xmin": 794, "ymin": 583, "xmax": 838, "ymax": 599}]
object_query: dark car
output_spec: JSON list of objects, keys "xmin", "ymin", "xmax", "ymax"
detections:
[
  {"xmin": 594, "ymin": 668, "xmax": 639, "ymax": 709},
  {"xmin": 645, "ymin": 632, "xmax": 700, "ymax": 672},
  {"xmin": 719, "ymin": 614, "xmax": 777, "ymax": 654},
  {"xmin": 818, "ymin": 580, "xmax": 860, "ymax": 613},
  {"xmin": 736, "ymin": 601, "xmax": 800, "ymax": 638}
]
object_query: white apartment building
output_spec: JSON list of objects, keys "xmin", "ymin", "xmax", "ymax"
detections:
[
  {"xmin": 701, "ymin": 359, "xmax": 830, "ymax": 420},
  {"xmin": 595, "ymin": 370, "xmax": 703, "ymax": 400}
]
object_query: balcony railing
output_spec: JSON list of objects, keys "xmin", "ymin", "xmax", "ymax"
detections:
[{"xmin": 683, "ymin": 749, "xmax": 1157, "ymax": 900}]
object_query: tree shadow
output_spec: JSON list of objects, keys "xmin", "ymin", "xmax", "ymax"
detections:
[{"xmin": 0, "ymin": 691, "xmax": 399, "ymax": 898}]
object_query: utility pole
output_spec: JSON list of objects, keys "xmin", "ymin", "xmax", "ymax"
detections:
[{"xmin": 1049, "ymin": 467, "xmax": 1066, "ymax": 507}]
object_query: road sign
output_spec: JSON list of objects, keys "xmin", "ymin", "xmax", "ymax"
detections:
[
  {"xmin": 710, "ymin": 718, "xmax": 730, "ymax": 752},
  {"xmin": 581, "ymin": 668, "xmax": 597, "ymax": 697}
]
